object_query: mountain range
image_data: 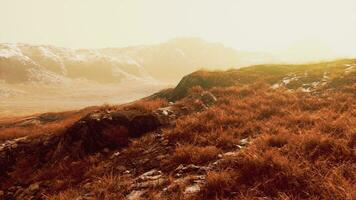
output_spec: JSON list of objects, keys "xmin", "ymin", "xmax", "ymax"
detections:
[
  {"xmin": 0, "ymin": 37, "xmax": 277, "ymax": 85},
  {"xmin": 0, "ymin": 38, "xmax": 276, "ymax": 116}
]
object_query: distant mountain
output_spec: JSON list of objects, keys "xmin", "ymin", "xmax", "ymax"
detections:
[
  {"xmin": 0, "ymin": 43, "xmax": 149, "ymax": 84},
  {"xmin": 0, "ymin": 38, "xmax": 275, "ymax": 85},
  {"xmin": 102, "ymin": 37, "xmax": 276, "ymax": 82},
  {"xmin": 0, "ymin": 38, "xmax": 275, "ymax": 116}
]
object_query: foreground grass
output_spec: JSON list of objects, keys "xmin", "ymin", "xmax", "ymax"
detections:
[{"xmin": 1, "ymin": 60, "xmax": 355, "ymax": 199}]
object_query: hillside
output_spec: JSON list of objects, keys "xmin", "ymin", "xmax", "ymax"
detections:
[{"xmin": 0, "ymin": 59, "xmax": 355, "ymax": 200}]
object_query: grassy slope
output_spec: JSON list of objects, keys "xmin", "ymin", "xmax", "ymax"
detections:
[{"xmin": 0, "ymin": 59, "xmax": 355, "ymax": 200}]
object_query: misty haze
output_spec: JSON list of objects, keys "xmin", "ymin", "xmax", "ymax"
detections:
[{"xmin": 0, "ymin": 1, "xmax": 355, "ymax": 200}]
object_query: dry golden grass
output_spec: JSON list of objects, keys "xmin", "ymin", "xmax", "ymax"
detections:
[
  {"xmin": 0, "ymin": 112, "xmax": 84, "ymax": 142},
  {"xmin": 161, "ymin": 83, "xmax": 356, "ymax": 199},
  {"xmin": 200, "ymin": 171, "xmax": 235, "ymax": 198},
  {"xmin": 122, "ymin": 98, "xmax": 168, "ymax": 112},
  {"xmin": 1, "ymin": 69, "xmax": 356, "ymax": 199},
  {"xmin": 171, "ymin": 145, "xmax": 220, "ymax": 165}
]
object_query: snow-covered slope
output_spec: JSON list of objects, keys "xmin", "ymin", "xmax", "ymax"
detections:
[{"xmin": 0, "ymin": 43, "xmax": 150, "ymax": 84}]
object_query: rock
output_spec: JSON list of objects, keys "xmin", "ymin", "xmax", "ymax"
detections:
[
  {"xmin": 161, "ymin": 139, "xmax": 169, "ymax": 145},
  {"xmin": 110, "ymin": 151, "xmax": 120, "ymax": 159},
  {"xmin": 192, "ymin": 175, "xmax": 205, "ymax": 182},
  {"xmin": 174, "ymin": 164, "xmax": 208, "ymax": 174},
  {"xmin": 174, "ymin": 164, "xmax": 209, "ymax": 177},
  {"xmin": 28, "ymin": 182, "xmax": 40, "ymax": 192},
  {"xmin": 74, "ymin": 196, "xmax": 85, "ymax": 200},
  {"xmin": 133, "ymin": 169, "xmax": 167, "ymax": 189},
  {"xmin": 14, "ymin": 187, "xmax": 24, "ymax": 197},
  {"xmin": 164, "ymin": 175, "xmax": 205, "ymax": 195},
  {"xmin": 126, "ymin": 190, "xmax": 145, "ymax": 200},
  {"xmin": 184, "ymin": 184, "xmax": 200, "ymax": 194},
  {"xmin": 212, "ymin": 160, "xmax": 220, "ymax": 165},
  {"xmin": 138, "ymin": 169, "xmax": 162, "ymax": 181},
  {"xmin": 162, "ymin": 176, "xmax": 191, "ymax": 194},
  {"xmin": 157, "ymin": 106, "xmax": 174, "ymax": 116},
  {"xmin": 6, "ymin": 192, "xmax": 13, "ymax": 198},
  {"xmin": 51, "ymin": 110, "xmax": 162, "ymax": 159},
  {"xmin": 200, "ymin": 91, "xmax": 217, "ymax": 106},
  {"xmin": 0, "ymin": 190, "xmax": 4, "ymax": 197},
  {"xmin": 240, "ymin": 138, "xmax": 249, "ymax": 146},
  {"xmin": 223, "ymin": 151, "xmax": 239, "ymax": 157},
  {"xmin": 8, "ymin": 186, "xmax": 16, "ymax": 192},
  {"xmin": 136, "ymin": 178, "xmax": 166, "ymax": 189}
]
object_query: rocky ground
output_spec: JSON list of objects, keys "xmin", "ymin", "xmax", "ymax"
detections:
[{"xmin": 0, "ymin": 90, "xmax": 220, "ymax": 199}]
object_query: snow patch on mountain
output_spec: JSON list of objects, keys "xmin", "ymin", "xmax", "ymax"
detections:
[
  {"xmin": 27, "ymin": 67, "xmax": 70, "ymax": 84},
  {"xmin": 38, "ymin": 46, "xmax": 67, "ymax": 74},
  {"xmin": 0, "ymin": 44, "xmax": 33, "ymax": 64},
  {"xmin": 344, "ymin": 64, "xmax": 355, "ymax": 74},
  {"xmin": 0, "ymin": 84, "xmax": 26, "ymax": 98}
]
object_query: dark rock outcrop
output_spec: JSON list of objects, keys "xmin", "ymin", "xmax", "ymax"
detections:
[
  {"xmin": 0, "ymin": 109, "xmax": 162, "ymax": 185},
  {"xmin": 52, "ymin": 110, "xmax": 162, "ymax": 159}
]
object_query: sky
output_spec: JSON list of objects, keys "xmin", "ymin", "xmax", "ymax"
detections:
[{"xmin": 1, "ymin": 0, "xmax": 356, "ymax": 57}]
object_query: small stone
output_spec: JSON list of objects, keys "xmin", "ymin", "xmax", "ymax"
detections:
[
  {"xmin": 126, "ymin": 190, "xmax": 145, "ymax": 200},
  {"xmin": 175, "ymin": 164, "xmax": 184, "ymax": 171},
  {"xmin": 28, "ymin": 182, "xmax": 40, "ymax": 192},
  {"xmin": 223, "ymin": 151, "xmax": 238, "ymax": 157},
  {"xmin": 83, "ymin": 182, "xmax": 91, "ymax": 189},
  {"xmin": 184, "ymin": 184, "xmax": 200, "ymax": 194},
  {"xmin": 14, "ymin": 188, "xmax": 24, "ymax": 197},
  {"xmin": 138, "ymin": 169, "xmax": 162, "ymax": 181},
  {"xmin": 75, "ymin": 196, "xmax": 85, "ymax": 200},
  {"xmin": 200, "ymin": 91, "xmax": 217, "ymax": 106},
  {"xmin": 185, "ymin": 164, "xmax": 201, "ymax": 170},
  {"xmin": 103, "ymin": 148, "xmax": 110, "ymax": 153},
  {"xmin": 192, "ymin": 175, "xmax": 205, "ymax": 180},
  {"xmin": 162, "ymin": 139, "xmax": 169, "ymax": 145},
  {"xmin": 110, "ymin": 151, "xmax": 120, "ymax": 159},
  {"xmin": 0, "ymin": 190, "xmax": 4, "ymax": 197},
  {"xmin": 8, "ymin": 186, "xmax": 17, "ymax": 192},
  {"xmin": 136, "ymin": 178, "xmax": 166, "ymax": 189},
  {"xmin": 240, "ymin": 138, "xmax": 249, "ymax": 146}
]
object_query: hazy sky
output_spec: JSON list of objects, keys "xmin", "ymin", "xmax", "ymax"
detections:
[{"xmin": 1, "ymin": 0, "xmax": 356, "ymax": 56}]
